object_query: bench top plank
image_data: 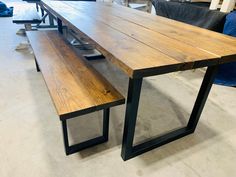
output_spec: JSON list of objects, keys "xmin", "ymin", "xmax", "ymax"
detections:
[
  {"xmin": 26, "ymin": 31, "xmax": 124, "ymax": 119},
  {"xmin": 41, "ymin": 0, "xmax": 236, "ymax": 78},
  {"xmin": 13, "ymin": 3, "xmax": 41, "ymax": 24}
]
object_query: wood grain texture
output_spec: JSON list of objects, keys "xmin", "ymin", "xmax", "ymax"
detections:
[
  {"xmin": 41, "ymin": 0, "xmax": 236, "ymax": 78},
  {"xmin": 26, "ymin": 31, "xmax": 125, "ymax": 119},
  {"xmin": 64, "ymin": 1, "xmax": 219, "ymax": 69},
  {"xmin": 95, "ymin": 2, "xmax": 236, "ymax": 62},
  {"xmin": 41, "ymin": 1, "xmax": 183, "ymax": 77}
]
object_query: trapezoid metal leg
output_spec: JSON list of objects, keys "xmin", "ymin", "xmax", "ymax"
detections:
[
  {"xmin": 121, "ymin": 65, "xmax": 218, "ymax": 161},
  {"xmin": 121, "ymin": 78, "xmax": 143, "ymax": 161}
]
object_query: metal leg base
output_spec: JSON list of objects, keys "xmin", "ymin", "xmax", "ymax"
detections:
[
  {"xmin": 61, "ymin": 108, "xmax": 110, "ymax": 155},
  {"xmin": 121, "ymin": 65, "xmax": 218, "ymax": 161}
]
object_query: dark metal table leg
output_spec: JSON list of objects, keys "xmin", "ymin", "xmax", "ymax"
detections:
[
  {"xmin": 57, "ymin": 18, "xmax": 63, "ymax": 34},
  {"xmin": 121, "ymin": 65, "xmax": 218, "ymax": 161},
  {"xmin": 121, "ymin": 78, "xmax": 143, "ymax": 160}
]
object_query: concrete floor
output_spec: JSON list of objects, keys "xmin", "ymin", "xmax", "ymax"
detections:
[{"xmin": 0, "ymin": 2, "xmax": 236, "ymax": 177}]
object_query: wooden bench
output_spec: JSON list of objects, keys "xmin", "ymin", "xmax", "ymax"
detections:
[{"xmin": 26, "ymin": 30, "xmax": 125, "ymax": 155}]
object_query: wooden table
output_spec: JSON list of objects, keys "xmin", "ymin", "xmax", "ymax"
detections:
[{"xmin": 40, "ymin": 0, "xmax": 236, "ymax": 161}]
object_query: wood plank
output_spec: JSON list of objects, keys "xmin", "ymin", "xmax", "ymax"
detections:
[
  {"xmin": 64, "ymin": 1, "xmax": 219, "ymax": 69},
  {"xmin": 73, "ymin": 2, "xmax": 236, "ymax": 63},
  {"xmin": 109, "ymin": 2, "xmax": 236, "ymax": 63},
  {"xmin": 210, "ymin": 0, "xmax": 221, "ymax": 10},
  {"xmin": 220, "ymin": 0, "xmax": 236, "ymax": 12},
  {"xmin": 41, "ymin": 0, "xmax": 186, "ymax": 78},
  {"xmin": 26, "ymin": 31, "xmax": 125, "ymax": 119}
]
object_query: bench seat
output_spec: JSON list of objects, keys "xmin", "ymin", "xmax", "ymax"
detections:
[{"xmin": 26, "ymin": 30, "xmax": 125, "ymax": 154}]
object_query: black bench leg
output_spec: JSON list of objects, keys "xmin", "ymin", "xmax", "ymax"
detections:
[
  {"xmin": 61, "ymin": 108, "xmax": 110, "ymax": 155},
  {"xmin": 34, "ymin": 58, "xmax": 40, "ymax": 72},
  {"xmin": 103, "ymin": 108, "xmax": 110, "ymax": 141}
]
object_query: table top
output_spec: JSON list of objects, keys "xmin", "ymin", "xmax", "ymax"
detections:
[{"xmin": 41, "ymin": 0, "xmax": 236, "ymax": 78}]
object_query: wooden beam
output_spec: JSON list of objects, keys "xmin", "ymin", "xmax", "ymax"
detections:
[
  {"xmin": 210, "ymin": 0, "xmax": 221, "ymax": 10},
  {"xmin": 220, "ymin": 0, "xmax": 236, "ymax": 12}
]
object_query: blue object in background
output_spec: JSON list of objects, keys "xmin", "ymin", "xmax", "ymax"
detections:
[
  {"xmin": 0, "ymin": 1, "xmax": 13, "ymax": 17},
  {"xmin": 223, "ymin": 11, "xmax": 236, "ymax": 37},
  {"xmin": 214, "ymin": 11, "xmax": 236, "ymax": 87}
]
